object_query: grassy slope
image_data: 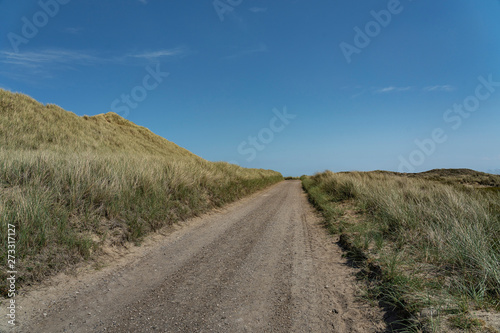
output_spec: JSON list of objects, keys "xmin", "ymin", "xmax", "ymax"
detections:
[
  {"xmin": 303, "ymin": 170, "xmax": 500, "ymax": 332},
  {"xmin": 0, "ymin": 89, "xmax": 283, "ymax": 294}
]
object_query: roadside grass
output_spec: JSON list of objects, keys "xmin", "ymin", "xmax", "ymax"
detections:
[
  {"xmin": 302, "ymin": 171, "xmax": 500, "ymax": 332},
  {"xmin": 0, "ymin": 90, "xmax": 283, "ymax": 295}
]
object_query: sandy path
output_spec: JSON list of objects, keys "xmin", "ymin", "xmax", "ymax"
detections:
[{"xmin": 1, "ymin": 181, "xmax": 386, "ymax": 332}]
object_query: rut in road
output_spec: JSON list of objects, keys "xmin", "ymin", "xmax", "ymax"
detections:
[{"xmin": 6, "ymin": 181, "xmax": 386, "ymax": 333}]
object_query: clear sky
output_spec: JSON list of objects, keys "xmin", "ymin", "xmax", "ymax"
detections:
[{"xmin": 1, "ymin": 0, "xmax": 499, "ymax": 176}]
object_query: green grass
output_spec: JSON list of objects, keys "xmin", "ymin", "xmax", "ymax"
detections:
[
  {"xmin": 302, "ymin": 171, "xmax": 500, "ymax": 331},
  {"xmin": 0, "ymin": 89, "xmax": 283, "ymax": 294}
]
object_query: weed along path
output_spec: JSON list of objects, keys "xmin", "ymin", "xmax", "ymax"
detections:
[{"xmin": 4, "ymin": 181, "xmax": 386, "ymax": 332}]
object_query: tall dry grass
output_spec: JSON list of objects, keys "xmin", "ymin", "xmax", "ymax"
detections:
[
  {"xmin": 0, "ymin": 89, "xmax": 282, "ymax": 294},
  {"xmin": 303, "ymin": 171, "xmax": 500, "ymax": 329}
]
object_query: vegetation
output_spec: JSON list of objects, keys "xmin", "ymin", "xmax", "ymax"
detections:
[
  {"xmin": 409, "ymin": 169, "xmax": 500, "ymax": 188},
  {"xmin": 0, "ymin": 89, "xmax": 282, "ymax": 295},
  {"xmin": 303, "ymin": 170, "xmax": 500, "ymax": 332}
]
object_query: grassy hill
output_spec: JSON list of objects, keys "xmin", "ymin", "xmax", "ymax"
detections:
[
  {"xmin": 0, "ymin": 90, "xmax": 200, "ymax": 157},
  {"xmin": 412, "ymin": 168, "xmax": 500, "ymax": 187},
  {"xmin": 0, "ymin": 89, "xmax": 283, "ymax": 294},
  {"xmin": 303, "ymin": 170, "xmax": 500, "ymax": 331}
]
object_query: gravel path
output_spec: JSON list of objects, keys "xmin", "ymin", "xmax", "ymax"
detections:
[{"xmin": 1, "ymin": 181, "xmax": 386, "ymax": 333}]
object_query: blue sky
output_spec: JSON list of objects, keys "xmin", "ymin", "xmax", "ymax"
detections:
[{"xmin": 1, "ymin": 0, "xmax": 499, "ymax": 176}]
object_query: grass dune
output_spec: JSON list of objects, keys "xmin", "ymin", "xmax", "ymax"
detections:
[
  {"xmin": 0, "ymin": 89, "xmax": 282, "ymax": 294},
  {"xmin": 303, "ymin": 171, "xmax": 500, "ymax": 331}
]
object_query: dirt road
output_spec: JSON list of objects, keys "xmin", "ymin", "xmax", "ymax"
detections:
[{"xmin": 2, "ymin": 181, "xmax": 386, "ymax": 332}]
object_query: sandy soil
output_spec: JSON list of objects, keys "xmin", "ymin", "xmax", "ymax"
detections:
[{"xmin": 0, "ymin": 181, "xmax": 387, "ymax": 332}]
